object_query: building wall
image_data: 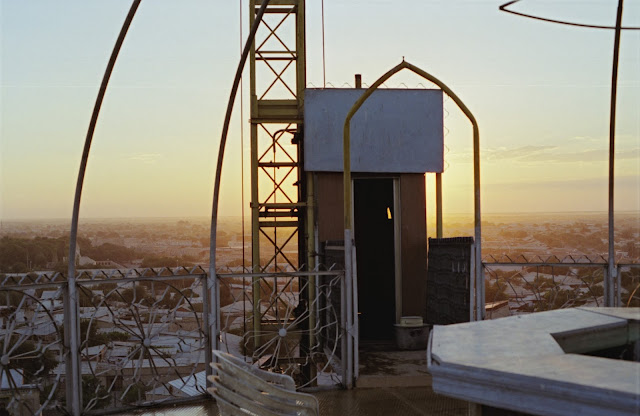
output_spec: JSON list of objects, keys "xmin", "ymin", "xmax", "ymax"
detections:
[
  {"xmin": 316, "ymin": 172, "xmax": 344, "ymax": 243},
  {"xmin": 315, "ymin": 172, "xmax": 428, "ymax": 319}
]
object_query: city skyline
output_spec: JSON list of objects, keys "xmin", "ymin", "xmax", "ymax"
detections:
[{"xmin": 1, "ymin": 0, "xmax": 639, "ymax": 220}]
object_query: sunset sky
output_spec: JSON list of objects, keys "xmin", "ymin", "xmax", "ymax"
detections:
[{"xmin": 1, "ymin": 0, "xmax": 639, "ymax": 220}]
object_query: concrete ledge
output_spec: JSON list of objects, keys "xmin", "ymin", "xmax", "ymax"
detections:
[{"xmin": 428, "ymin": 308, "xmax": 640, "ymax": 416}]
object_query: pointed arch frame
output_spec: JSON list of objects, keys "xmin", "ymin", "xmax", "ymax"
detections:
[{"xmin": 341, "ymin": 60, "xmax": 482, "ymax": 386}]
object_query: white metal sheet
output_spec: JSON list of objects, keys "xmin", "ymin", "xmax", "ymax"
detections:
[{"xmin": 304, "ymin": 88, "xmax": 444, "ymax": 173}]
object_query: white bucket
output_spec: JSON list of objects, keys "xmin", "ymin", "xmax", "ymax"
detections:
[{"xmin": 394, "ymin": 316, "xmax": 430, "ymax": 350}]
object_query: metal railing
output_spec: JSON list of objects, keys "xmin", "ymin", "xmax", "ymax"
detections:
[
  {"xmin": 216, "ymin": 266, "xmax": 345, "ymax": 389},
  {"xmin": 0, "ymin": 266, "xmax": 345, "ymax": 415},
  {"xmin": 1, "ymin": 256, "xmax": 636, "ymax": 413},
  {"xmin": 482, "ymin": 255, "xmax": 639, "ymax": 315},
  {"xmin": 0, "ymin": 268, "xmax": 208, "ymax": 415}
]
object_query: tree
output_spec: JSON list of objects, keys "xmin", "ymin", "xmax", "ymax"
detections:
[
  {"xmin": 119, "ymin": 285, "xmax": 151, "ymax": 304},
  {"xmin": 485, "ymin": 280, "xmax": 509, "ymax": 303},
  {"xmin": 62, "ymin": 319, "xmax": 131, "ymax": 348},
  {"xmin": 83, "ymin": 243, "xmax": 137, "ymax": 263},
  {"xmin": 121, "ymin": 382, "xmax": 148, "ymax": 404},
  {"xmin": 140, "ymin": 256, "xmax": 183, "ymax": 268}
]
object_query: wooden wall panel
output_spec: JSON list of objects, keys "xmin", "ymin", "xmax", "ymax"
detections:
[
  {"xmin": 316, "ymin": 173, "xmax": 344, "ymax": 243},
  {"xmin": 400, "ymin": 173, "xmax": 428, "ymax": 319}
]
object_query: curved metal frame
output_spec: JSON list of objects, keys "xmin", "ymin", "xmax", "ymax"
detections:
[
  {"xmin": 208, "ymin": 0, "xmax": 271, "ymax": 383},
  {"xmin": 606, "ymin": 0, "xmax": 624, "ymax": 308},
  {"xmin": 67, "ymin": 2, "xmax": 141, "ymax": 414},
  {"xmin": 499, "ymin": 0, "xmax": 629, "ymax": 307},
  {"xmin": 499, "ymin": 0, "xmax": 639, "ymax": 30},
  {"xmin": 342, "ymin": 60, "xmax": 482, "ymax": 387}
]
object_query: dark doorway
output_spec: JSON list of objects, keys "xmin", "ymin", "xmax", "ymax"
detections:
[{"xmin": 354, "ymin": 178, "xmax": 396, "ymax": 341}]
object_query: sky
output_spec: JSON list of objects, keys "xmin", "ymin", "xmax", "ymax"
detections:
[{"xmin": 1, "ymin": 0, "xmax": 639, "ymax": 220}]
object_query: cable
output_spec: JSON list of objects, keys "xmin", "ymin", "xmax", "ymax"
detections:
[
  {"xmin": 239, "ymin": 0, "xmax": 247, "ymax": 346},
  {"xmin": 240, "ymin": 0, "xmax": 246, "ymax": 271},
  {"xmin": 322, "ymin": 0, "xmax": 326, "ymax": 87},
  {"xmin": 210, "ymin": 0, "xmax": 271, "ymax": 351}
]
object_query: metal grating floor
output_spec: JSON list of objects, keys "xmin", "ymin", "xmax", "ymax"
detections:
[{"xmin": 125, "ymin": 387, "xmax": 467, "ymax": 416}]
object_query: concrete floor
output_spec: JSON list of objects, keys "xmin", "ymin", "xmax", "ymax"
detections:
[
  {"xmin": 124, "ymin": 349, "xmax": 467, "ymax": 415},
  {"xmin": 125, "ymin": 387, "xmax": 467, "ymax": 416},
  {"xmin": 358, "ymin": 348, "xmax": 432, "ymax": 388}
]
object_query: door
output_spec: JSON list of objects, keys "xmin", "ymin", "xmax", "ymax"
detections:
[{"xmin": 353, "ymin": 178, "xmax": 396, "ymax": 341}]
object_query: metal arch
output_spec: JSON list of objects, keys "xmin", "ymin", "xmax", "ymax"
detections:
[
  {"xmin": 499, "ymin": 0, "xmax": 640, "ymax": 30},
  {"xmin": 67, "ymin": 2, "xmax": 141, "ymax": 414},
  {"xmin": 607, "ymin": 0, "xmax": 624, "ymax": 307},
  {"xmin": 341, "ymin": 60, "xmax": 482, "ymax": 387},
  {"xmin": 342, "ymin": 60, "xmax": 479, "ymax": 232},
  {"xmin": 499, "ymin": 0, "xmax": 630, "ymax": 307},
  {"xmin": 209, "ymin": 0, "xmax": 271, "ymax": 387}
]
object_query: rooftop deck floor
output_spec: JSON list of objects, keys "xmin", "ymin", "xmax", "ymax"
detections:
[{"xmin": 127, "ymin": 387, "xmax": 467, "ymax": 416}]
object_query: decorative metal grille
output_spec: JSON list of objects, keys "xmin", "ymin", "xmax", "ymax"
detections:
[
  {"xmin": 217, "ymin": 267, "xmax": 344, "ymax": 388},
  {"xmin": 0, "ymin": 265, "xmax": 344, "ymax": 414},
  {"xmin": 0, "ymin": 269, "xmax": 208, "ymax": 415},
  {"xmin": 75, "ymin": 271, "xmax": 207, "ymax": 413},
  {"xmin": 0, "ymin": 274, "xmax": 65, "ymax": 415}
]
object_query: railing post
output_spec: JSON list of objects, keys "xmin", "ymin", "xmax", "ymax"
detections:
[
  {"xmin": 340, "ymin": 267, "xmax": 348, "ymax": 388},
  {"xmin": 203, "ymin": 270, "xmax": 214, "ymax": 386},
  {"xmin": 479, "ymin": 265, "xmax": 486, "ymax": 320},
  {"xmin": 351, "ymin": 243, "xmax": 359, "ymax": 381},
  {"xmin": 605, "ymin": 264, "xmax": 616, "ymax": 307},
  {"xmin": 64, "ymin": 275, "xmax": 82, "ymax": 415},
  {"xmin": 470, "ymin": 243, "xmax": 476, "ymax": 321},
  {"xmin": 616, "ymin": 264, "xmax": 622, "ymax": 307},
  {"xmin": 343, "ymin": 230, "xmax": 354, "ymax": 389}
]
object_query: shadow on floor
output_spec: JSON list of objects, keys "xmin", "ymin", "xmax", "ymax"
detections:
[
  {"xmin": 124, "ymin": 387, "xmax": 466, "ymax": 416},
  {"xmin": 315, "ymin": 387, "xmax": 468, "ymax": 416}
]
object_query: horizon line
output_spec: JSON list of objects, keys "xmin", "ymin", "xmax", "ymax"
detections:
[{"xmin": 2, "ymin": 210, "xmax": 640, "ymax": 222}]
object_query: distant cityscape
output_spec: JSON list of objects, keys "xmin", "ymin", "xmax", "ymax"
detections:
[
  {"xmin": 1, "ymin": 212, "xmax": 638, "ymax": 273},
  {"xmin": 1, "ymin": 211, "xmax": 638, "ymax": 317}
]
